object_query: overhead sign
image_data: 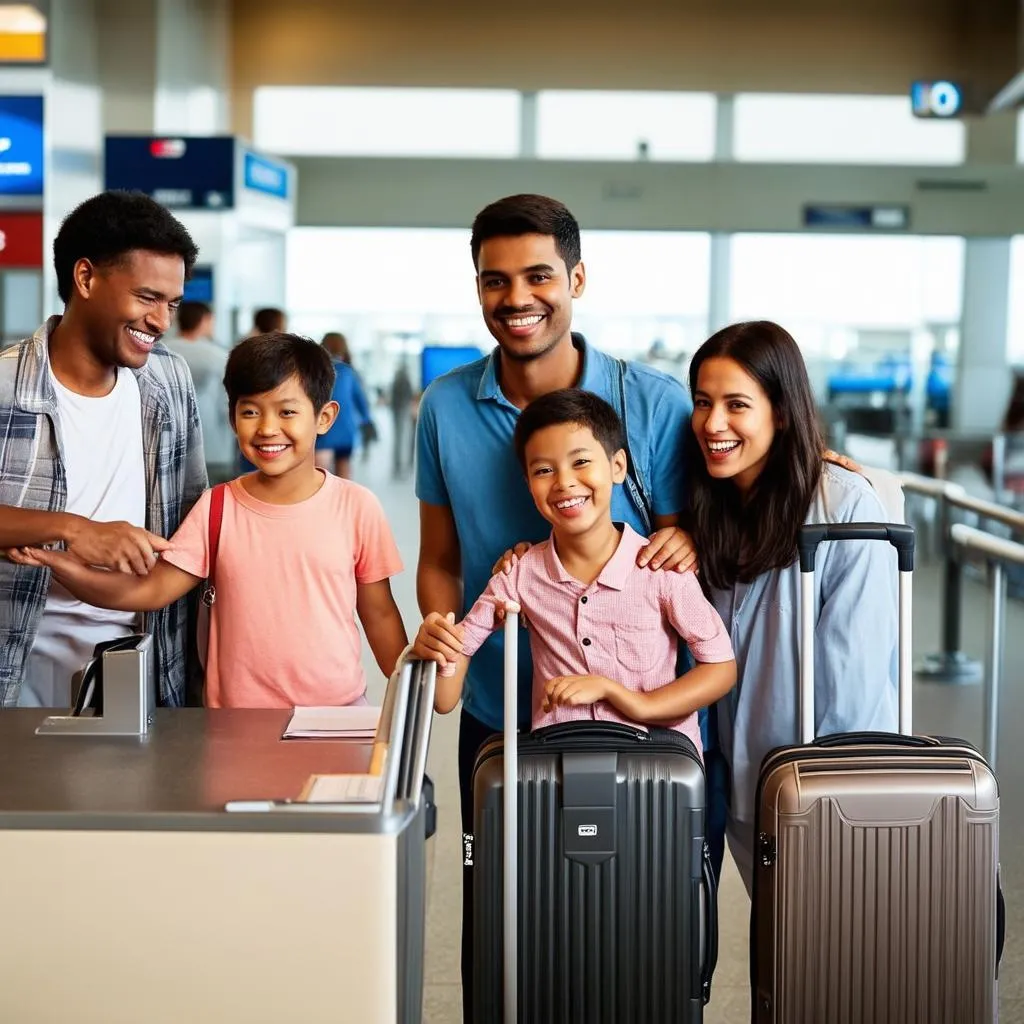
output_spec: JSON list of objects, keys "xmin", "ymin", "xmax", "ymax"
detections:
[
  {"xmin": 803, "ymin": 205, "xmax": 909, "ymax": 231},
  {"xmin": 911, "ymin": 81, "xmax": 963, "ymax": 118},
  {"xmin": 0, "ymin": 211, "xmax": 42, "ymax": 266},
  {"xmin": 0, "ymin": 95, "xmax": 43, "ymax": 195},
  {"xmin": 104, "ymin": 136, "xmax": 236, "ymax": 210},
  {"xmin": 243, "ymin": 151, "xmax": 289, "ymax": 200},
  {"xmin": 0, "ymin": 4, "xmax": 46, "ymax": 64}
]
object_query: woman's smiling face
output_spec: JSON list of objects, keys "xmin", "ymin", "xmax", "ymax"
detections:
[{"xmin": 691, "ymin": 356, "xmax": 777, "ymax": 496}]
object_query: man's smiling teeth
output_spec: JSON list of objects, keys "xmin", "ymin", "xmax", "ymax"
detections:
[
  {"xmin": 128, "ymin": 328, "xmax": 155, "ymax": 344},
  {"xmin": 708, "ymin": 440, "xmax": 740, "ymax": 452},
  {"xmin": 554, "ymin": 496, "xmax": 587, "ymax": 509},
  {"xmin": 505, "ymin": 315, "xmax": 544, "ymax": 328}
]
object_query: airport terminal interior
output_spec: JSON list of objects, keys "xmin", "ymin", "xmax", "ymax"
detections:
[{"xmin": 3, "ymin": 0, "xmax": 1024, "ymax": 1020}]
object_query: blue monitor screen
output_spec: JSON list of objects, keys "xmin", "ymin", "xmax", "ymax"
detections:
[
  {"xmin": 183, "ymin": 266, "xmax": 214, "ymax": 304},
  {"xmin": 421, "ymin": 345, "xmax": 484, "ymax": 389}
]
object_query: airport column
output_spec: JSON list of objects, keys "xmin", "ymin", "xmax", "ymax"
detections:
[
  {"xmin": 707, "ymin": 95, "xmax": 734, "ymax": 334},
  {"xmin": 954, "ymin": 238, "xmax": 1012, "ymax": 432}
]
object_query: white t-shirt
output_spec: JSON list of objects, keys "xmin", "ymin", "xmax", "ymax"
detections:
[{"xmin": 20, "ymin": 368, "xmax": 147, "ymax": 708}]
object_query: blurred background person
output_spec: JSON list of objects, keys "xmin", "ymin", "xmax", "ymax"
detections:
[
  {"xmin": 390, "ymin": 358, "xmax": 415, "ymax": 479},
  {"xmin": 165, "ymin": 302, "xmax": 236, "ymax": 484},
  {"xmin": 247, "ymin": 307, "xmax": 287, "ymax": 339},
  {"xmin": 316, "ymin": 331, "xmax": 374, "ymax": 479}
]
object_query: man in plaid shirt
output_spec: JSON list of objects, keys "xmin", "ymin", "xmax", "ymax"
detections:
[{"xmin": 0, "ymin": 191, "xmax": 208, "ymax": 708}]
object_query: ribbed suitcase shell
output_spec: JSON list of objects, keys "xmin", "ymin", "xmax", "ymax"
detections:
[
  {"xmin": 752, "ymin": 738, "xmax": 1000, "ymax": 1024},
  {"xmin": 473, "ymin": 727, "xmax": 709, "ymax": 1024}
]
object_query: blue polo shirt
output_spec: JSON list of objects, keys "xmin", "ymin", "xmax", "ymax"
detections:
[{"xmin": 415, "ymin": 334, "xmax": 691, "ymax": 730}]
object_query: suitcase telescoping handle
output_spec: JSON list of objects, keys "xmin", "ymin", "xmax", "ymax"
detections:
[
  {"xmin": 503, "ymin": 609, "xmax": 519, "ymax": 1024},
  {"xmin": 797, "ymin": 523, "xmax": 915, "ymax": 744}
]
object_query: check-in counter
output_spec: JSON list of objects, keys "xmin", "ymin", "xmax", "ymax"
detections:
[{"xmin": 0, "ymin": 651, "xmax": 436, "ymax": 1024}]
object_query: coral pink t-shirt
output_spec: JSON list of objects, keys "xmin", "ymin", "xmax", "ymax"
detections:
[{"xmin": 163, "ymin": 473, "xmax": 403, "ymax": 708}]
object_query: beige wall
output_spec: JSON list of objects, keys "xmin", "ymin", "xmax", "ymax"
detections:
[{"xmin": 230, "ymin": 0, "xmax": 1018, "ymax": 136}]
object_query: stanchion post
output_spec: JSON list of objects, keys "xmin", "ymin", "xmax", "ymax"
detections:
[
  {"xmin": 984, "ymin": 561, "xmax": 1006, "ymax": 768},
  {"xmin": 916, "ymin": 486, "xmax": 983, "ymax": 683}
]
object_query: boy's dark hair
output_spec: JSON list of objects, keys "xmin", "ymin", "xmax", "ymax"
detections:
[
  {"xmin": 223, "ymin": 332, "xmax": 336, "ymax": 418},
  {"xmin": 470, "ymin": 194, "xmax": 581, "ymax": 274},
  {"xmin": 53, "ymin": 190, "xmax": 198, "ymax": 303},
  {"xmin": 253, "ymin": 307, "xmax": 286, "ymax": 333},
  {"xmin": 177, "ymin": 301, "xmax": 211, "ymax": 334},
  {"xmin": 513, "ymin": 388, "xmax": 624, "ymax": 470}
]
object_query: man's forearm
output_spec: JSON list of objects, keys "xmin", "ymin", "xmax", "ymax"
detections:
[
  {"xmin": 0, "ymin": 506, "xmax": 80, "ymax": 550},
  {"xmin": 417, "ymin": 562, "xmax": 463, "ymax": 618}
]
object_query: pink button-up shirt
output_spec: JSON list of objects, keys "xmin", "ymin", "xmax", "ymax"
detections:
[{"xmin": 455, "ymin": 524, "xmax": 734, "ymax": 755}]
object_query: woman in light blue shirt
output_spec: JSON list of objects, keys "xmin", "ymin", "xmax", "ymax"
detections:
[{"xmin": 687, "ymin": 321, "xmax": 898, "ymax": 894}]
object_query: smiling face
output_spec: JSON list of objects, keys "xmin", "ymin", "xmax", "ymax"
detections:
[
  {"xmin": 233, "ymin": 373, "xmax": 338, "ymax": 482},
  {"xmin": 73, "ymin": 249, "xmax": 186, "ymax": 370},
  {"xmin": 523, "ymin": 421, "xmax": 626, "ymax": 537},
  {"xmin": 475, "ymin": 233, "xmax": 584, "ymax": 364},
  {"xmin": 691, "ymin": 356, "xmax": 778, "ymax": 496}
]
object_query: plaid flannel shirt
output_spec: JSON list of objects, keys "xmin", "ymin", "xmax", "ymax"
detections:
[{"xmin": 0, "ymin": 317, "xmax": 208, "ymax": 708}]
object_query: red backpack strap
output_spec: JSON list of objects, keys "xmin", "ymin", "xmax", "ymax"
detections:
[{"xmin": 202, "ymin": 484, "xmax": 227, "ymax": 606}]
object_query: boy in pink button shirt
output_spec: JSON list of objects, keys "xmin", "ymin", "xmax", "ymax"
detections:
[
  {"xmin": 12, "ymin": 333, "xmax": 407, "ymax": 708},
  {"xmin": 413, "ymin": 388, "xmax": 736, "ymax": 756}
]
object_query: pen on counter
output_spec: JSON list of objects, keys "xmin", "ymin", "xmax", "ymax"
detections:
[{"xmin": 223, "ymin": 799, "xmax": 380, "ymax": 813}]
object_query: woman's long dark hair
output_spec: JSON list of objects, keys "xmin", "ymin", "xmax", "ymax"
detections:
[{"xmin": 686, "ymin": 321, "xmax": 824, "ymax": 590}]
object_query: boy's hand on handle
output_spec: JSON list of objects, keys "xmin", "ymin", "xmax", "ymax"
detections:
[
  {"xmin": 65, "ymin": 518, "xmax": 170, "ymax": 575},
  {"xmin": 491, "ymin": 541, "xmax": 533, "ymax": 576},
  {"xmin": 638, "ymin": 527, "xmax": 698, "ymax": 573},
  {"xmin": 412, "ymin": 611, "xmax": 465, "ymax": 668},
  {"xmin": 543, "ymin": 674, "xmax": 615, "ymax": 712}
]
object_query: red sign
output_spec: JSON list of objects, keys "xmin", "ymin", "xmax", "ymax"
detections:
[{"xmin": 0, "ymin": 212, "xmax": 42, "ymax": 267}]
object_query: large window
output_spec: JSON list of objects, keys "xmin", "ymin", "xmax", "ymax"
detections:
[
  {"xmin": 254, "ymin": 87, "xmax": 521, "ymax": 158},
  {"xmin": 734, "ymin": 94, "xmax": 965, "ymax": 164},
  {"xmin": 536, "ymin": 91, "xmax": 716, "ymax": 162},
  {"xmin": 730, "ymin": 234, "xmax": 963, "ymax": 346},
  {"xmin": 729, "ymin": 233, "xmax": 964, "ymax": 402}
]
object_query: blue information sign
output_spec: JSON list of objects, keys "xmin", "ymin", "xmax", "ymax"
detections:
[
  {"xmin": 803, "ymin": 205, "xmax": 909, "ymax": 231},
  {"xmin": 243, "ymin": 151, "xmax": 289, "ymax": 200},
  {"xmin": 0, "ymin": 96, "xmax": 44, "ymax": 196},
  {"xmin": 104, "ymin": 136, "xmax": 235, "ymax": 210}
]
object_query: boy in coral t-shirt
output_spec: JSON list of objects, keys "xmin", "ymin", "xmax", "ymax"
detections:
[{"xmin": 10, "ymin": 332, "xmax": 407, "ymax": 708}]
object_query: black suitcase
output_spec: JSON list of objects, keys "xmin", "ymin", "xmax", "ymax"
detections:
[{"xmin": 471, "ymin": 611, "xmax": 718, "ymax": 1023}]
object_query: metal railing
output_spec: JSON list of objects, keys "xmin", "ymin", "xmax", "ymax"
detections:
[
  {"xmin": 899, "ymin": 472, "xmax": 1024, "ymax": 684},
  {"xmin": 948, "ymin": 523, "xmax": 1024, "ymax": 768}
]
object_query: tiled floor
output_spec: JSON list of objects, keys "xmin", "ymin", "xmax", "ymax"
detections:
[{"xmin": 355, "ymin": 421, "xmax": 1021, "ymax": 1023}]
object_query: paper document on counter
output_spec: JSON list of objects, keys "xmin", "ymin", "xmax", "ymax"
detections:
[
  {"xmin": 283, "ymin": 705, "xmax": 381, "ymax": 739},
  {"xmin": 300, "ymin": 773, "xmax": 385, "ymax": 803}
]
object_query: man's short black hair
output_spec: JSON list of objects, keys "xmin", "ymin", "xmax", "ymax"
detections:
[
  {"xmin": 253, "ymin": 307, "xmax": 286, "ymax": 333},
  {"xmin": 53, "ymin": 190, "xmax": 198, "ymax": 303},
  {"xmin": 470, "ymin": 194, "xmax": 581, "ymax": 273},
  {"xmin": 223, "ymin": 332, "xmax": 335, "ymax": 418},
  {"xmin": 177, "ymin": 301, "xmax": 211, "ymax": 334},
  {"xmin": 513, "ymin": 388, "xmax": 625, "ymax": 470}
]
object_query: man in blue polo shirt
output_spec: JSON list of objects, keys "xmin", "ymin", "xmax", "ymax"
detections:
[{"xmin": 415, "ymin": 193, "xmax": 695, "ymax": 1019}]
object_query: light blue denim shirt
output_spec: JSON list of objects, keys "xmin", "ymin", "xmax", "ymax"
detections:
[{"xmin": 710, "ymin": 464, "xmax": 899, "ymax": 827}]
